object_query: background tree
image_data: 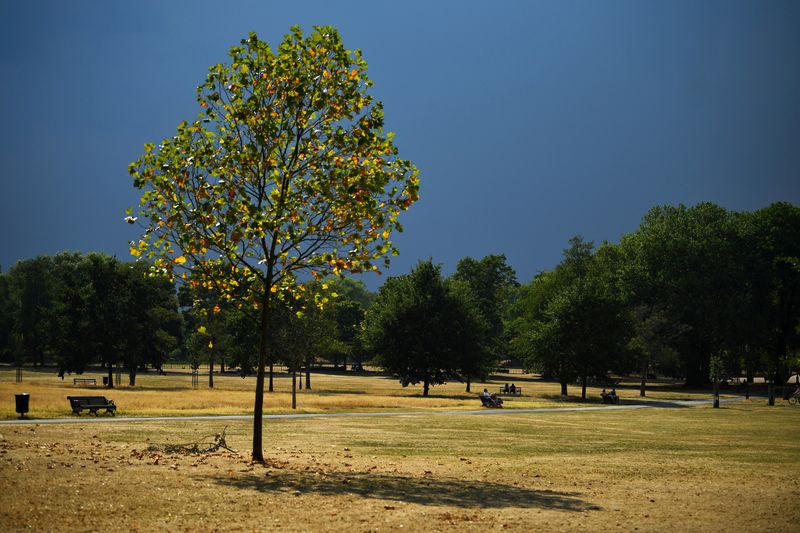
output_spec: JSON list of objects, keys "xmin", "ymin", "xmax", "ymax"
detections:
[
  {"xmin": 0, "ymin": 270, "xmax": 13, "ymax": 364},
  {"xmin": 451, "ymin": 254, "xmax": 518, "ymax": 390},
  {"xmin": 128, "ymin": 26, "xmax": 419, "ymax": 461},
  {"xmin": 445, "ymin": 278, "xmax": 492, "ymax": 392},
  {"xmin": 364, "ymin": 260, "xmax": 486, "ymax": 396},
  {"xmin": 617, "ymin": 204, "xmax": 745, "ymax": 386},
  {"xmin": 628, "ymin": 305, "xmax": 687, "ymax": 396},
  {"xmin": 7, "ymin": 256, "xmax": 57, "ymax": 368},
  {"xmin": 740, "ymin": 203, "xmax": 800, "ymax": 404}
]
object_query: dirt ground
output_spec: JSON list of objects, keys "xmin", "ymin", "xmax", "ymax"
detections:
[{"xmin": 0, "ymin": 402, "xmax": 798, "ymax": 532}]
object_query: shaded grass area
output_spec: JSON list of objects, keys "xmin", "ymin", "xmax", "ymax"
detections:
[{"xmin": 1, "ymin": 401, "xmax": 797, "ymax": 531}]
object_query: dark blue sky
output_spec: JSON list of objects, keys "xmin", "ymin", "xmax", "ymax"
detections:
[{"xmin": 1, "ymin": 1, "xmax": 798, "ymax": 288}]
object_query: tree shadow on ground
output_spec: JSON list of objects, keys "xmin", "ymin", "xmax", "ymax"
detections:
[{"xmin": 202, "ymin": 468, "xmax": 600, "ymax": 511}]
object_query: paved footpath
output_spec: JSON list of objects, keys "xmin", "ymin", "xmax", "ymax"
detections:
[{"xmin": 0, "ymin": 397, "xmax": 745, "ymax": 425}]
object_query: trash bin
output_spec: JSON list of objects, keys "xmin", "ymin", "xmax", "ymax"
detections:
[
  {"xmin": 103, "ymin": 376, "xmax": 108, "ymax": 386},
  {"xmin": 15, "ymin": 393, "xmax": 30, "ymax": 419}
]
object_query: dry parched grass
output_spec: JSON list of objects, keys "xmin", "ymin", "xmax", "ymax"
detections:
[
  {"xmin": 0, "ymin": 367, "xmax": 728, "ymax": 419},
  {"xmin": 0, "ymin": 401, "xmax": 798, "ymax": 531}
]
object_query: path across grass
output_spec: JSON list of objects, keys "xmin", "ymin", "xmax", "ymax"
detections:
[{"xmin": 0, "ymin": 396, "xmax": 744, "ymax": 425}]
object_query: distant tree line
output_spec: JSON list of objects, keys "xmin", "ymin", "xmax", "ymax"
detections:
[
  {"xmin": 0, "ymin": 253, "xmax": 181, "ymax": 386},
  {"xmin": 1, "ymin": 202, "xmax": 798, "ymax": 402},
  {"xmin": 508, "ymin": 201, "xmax": 800, "ymax": 403}
]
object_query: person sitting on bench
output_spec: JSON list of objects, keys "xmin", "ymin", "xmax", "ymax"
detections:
[{"xmin": 509, "ymin": 383, "xmax": 516, "ymax": 394}]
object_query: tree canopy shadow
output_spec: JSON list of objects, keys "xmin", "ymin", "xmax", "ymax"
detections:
[{"xmin": 201, "ymin": 468, "xmax": 600, "ymax": 512}]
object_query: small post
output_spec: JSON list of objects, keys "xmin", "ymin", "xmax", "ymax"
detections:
[
  {"xmin": 15, "ymin": 366, "xmax": 22, "ymax": 383},
  {"xmin": 191, "ymin": 368, "xmax": 199, "ymax": 389}
]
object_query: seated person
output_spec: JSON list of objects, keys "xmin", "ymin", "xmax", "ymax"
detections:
[
  {"xmin": 609, "ymin": 388, "xmax": 618, "ymax": 403},
  {"xmin": 509, "ymin": 383, "xmax": 517, "ymax": 394},
  {"xmin": 480, "ymin": 388, "xmax": 492, "ymax": 404},
  {"xmin": 600, "ymin": 388, "xmax": 609, "ymax": 403},
  {"xmin": 503, "ymin": 383, "xmax": 510, "ymax": 393},
  {"xmin": 490, "ymin": 393, "xmax": 504, "ymax": 407}
]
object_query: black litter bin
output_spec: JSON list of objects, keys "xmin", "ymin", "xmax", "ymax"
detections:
[
  {"xmin": 15, "ymin": 393, "xmax": 30, "ymax": 419},
  {"xmin": 103, "ymin": 376, "xmax": 109, "ymax": 386}
]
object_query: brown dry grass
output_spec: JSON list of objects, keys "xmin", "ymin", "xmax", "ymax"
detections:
[
  {"xmin": 0, "ymin": 367, "xmax": 724, "ymax": 420},
  {"xmin": 0, "ymin": 401, "xmax": 797, "ymax": 532}
]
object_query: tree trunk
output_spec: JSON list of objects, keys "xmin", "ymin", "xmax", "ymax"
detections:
[
  {"xmin": 298, "ymin": 367, "xmax": 303, "ymax": 390},
  {"xmin": 581, "ymin": 374, "xmax": 587, "ymax": 400},
  {"xmin": 252, "ymin": 293, "xmax": 271, "ymax": 463},
  {"xmin": 128, "ymin": 368, "xmax": 136, "ymax": 387},
  {"xmin": 466, "ymin": 375, "xmax": 471, "ymax": 393},
  {"xmin": 208, "ymin": 355, "xmax": 214, "ymax": 388},
  {"xmin": 106, "ymin": 363, "xmax": 114, "ymax": 389},
  {"xmin": 640, "ymin": 358, "xmax": 648, "ymax": 397},
  {"xmin": 343, "ymin": 354, "xmax": 347, "ymax": 371},
  {"xmin": 305, "ymin": 363, "xmax": 311, "ymax": 390},
  {"xmin": 560, "ymin": 381, "xmax": 568, "ymax": 397},
  {"xmin": 220, "ymin": 358, "xmax": 225, "ymax": 373},
  {"xmin": 268, "ymin": 362, "xmax": 274, "ymax": 392},
  {"xmin": 292, "ymin": 370, "xmax": 297, "ymax": 409},
  {"xmin": 768, "ymin": 382, "xmax": 775, "ymax": 406},
  {"xmin": 423, "ymin": 377, "xmax": 430, "ymax": 397}
]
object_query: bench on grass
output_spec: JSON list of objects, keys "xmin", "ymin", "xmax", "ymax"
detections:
[
  {"xmin": 67, "ymin": 396, "xmax": 116, "ymax": 416},
  {"xmin": 498, "ymin": 387, "xmax": 522, "ymax": 396},
  {"xmin": 73, "ymin": 378, "xmax": 96, "ymax": 386},
  {"xmin": 600, "ymin": 393, "xmax": 619, "ymax": 405}
]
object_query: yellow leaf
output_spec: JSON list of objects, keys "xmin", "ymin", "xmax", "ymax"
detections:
[
  {"xmin": 382, "ymin": 230, "xmax": 390, "ymax": 239},
  {"xmin": 322, "ymin": 283, "xmax": 329, "ymax": 290},
  {"xmin": 270, "ymin": 285, "xmax": 278, "ymax": 293},
  {"xmin": 208, "ymin": 340, "xmax": 214, "ymax": 349},
  {"xmin": 174, "ymin": 256, "xmax": 187, "ymax": 264},
  {"xmin": 213, "ymin": 305, "xmax": 221, "ymax": 314},
  {"xmin": 198, "ymin": 326, "xmax": 207, "ymax": 335},
  {"xmin": 129, "ymin": 246, "xmax": 141, "ymax": 257}
]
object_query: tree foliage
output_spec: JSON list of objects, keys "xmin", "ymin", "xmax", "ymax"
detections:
[
  {"xmin": 364, "ymin": 260, "xmax": 487, "ymax": 396},
  {"xmin": 128, "ymin": 26, "xmax": 418, "ymax": 461}
]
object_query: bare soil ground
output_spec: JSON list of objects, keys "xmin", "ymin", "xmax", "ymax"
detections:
[{"xmin": 1, "ymin": 401, "xmax": 797, "ymax": 532}]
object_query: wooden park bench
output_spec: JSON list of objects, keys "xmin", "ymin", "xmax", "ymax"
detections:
[
  {"xmin": 72, "ymin": 378, "xmax": 97, "ymax": 386},
  {"xmin": 600, "ymin": 392, "xmax": 619, "ymax": 404},
  {"xmin": 67, "ymin": 396, "xmax": 117, "ymax": 416},
  {"xmin": 498, "ymin": 386, "xmax": 522, "ymax": 396}
]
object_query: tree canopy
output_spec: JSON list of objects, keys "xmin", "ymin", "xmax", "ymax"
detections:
[
  {"xmin": 128, "ymin": 26, "xmax": 419, "ymax": 461},
  {"xmin": 364, "ymin": 260, "xmax": 487, "ymax": 396}
]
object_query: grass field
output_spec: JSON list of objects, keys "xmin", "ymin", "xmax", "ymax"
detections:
[
  {"xmin": 0, "ymin": 366, "xmax": 735, "ymax": 419},
  {"xmin": 0, "ymin": 401, "xmax": 798, "ymax": 531}
]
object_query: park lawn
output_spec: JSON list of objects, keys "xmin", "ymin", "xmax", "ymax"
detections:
[
  {"xmin": 0, "ymin": 401, "xmax": 797, "ymax": 532},
  {"xmin": 0, "ymin": 367, "xmax": 725, "ymax": 419}
]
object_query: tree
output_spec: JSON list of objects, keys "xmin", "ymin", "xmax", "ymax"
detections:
[
  {"xmin": 628, "ymin": 305, "xmax": 687, "ymax": 396},
  {"xmin": 617, "ymin": 204, "xmax": 746, "ymax": 386},
  {"xmin": 516, "ymin": 279, "xmax": 629, "ymax": 398},
  {"xmin": 446, "ymin": 278, "xmax": 493, "ymax": 391},
  {"xmin": 119, "ymin": 262, "xmax": 182, "ymax": 386},
  {"xmin": 0, "ymin": 270, "xmax": 13, "ymax": 364},
  {"xmin": 7, "ymin": 256, "xmax": 57, "ymax": 368},
  {"xmin": 128, "ymin": 27, "xmax": 419, "ymax": 461},
  {"xmin": 709, "ymin": 354, "xmax": 726, "ymax": 408},
  {"xmin": 451, "ymin": 255, "xmax": 518, "ymax": 390},
  {"xmin": 364, "ymin": 260, "xmax": 487, "ymax": 396},
  {"xmin": 739, "ymin": 203, "xmax": 800, "ymax": 404}
]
